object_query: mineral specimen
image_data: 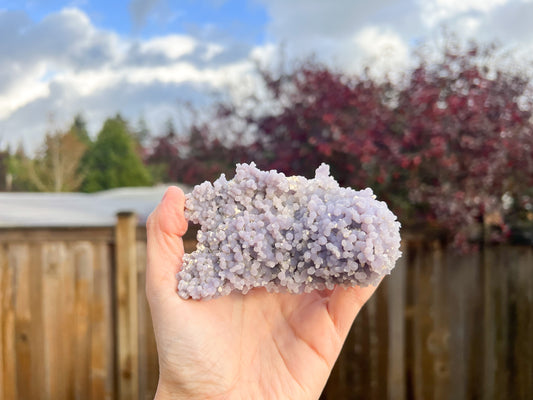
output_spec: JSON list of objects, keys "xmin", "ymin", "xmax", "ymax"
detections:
[{"xmin": 177, "ymin": 163, "xmax": 401, "ymax": 300}]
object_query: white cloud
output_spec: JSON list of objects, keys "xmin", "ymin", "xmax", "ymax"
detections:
[
  {"xmin": 458, "ymin": 16, "xmax": 482, "ymax": 34},
  {"xmin": 140, "ymin": 35, "xmax": 197, "ymax": 59},
  {"xmin": 420, "ymin": 0, "xmax": 510, "ymax": 27},
  {"xmin": 53, "ymin": 68, "xmax": 119, "ymax": 97},
  {"xmin": 260, "ymin": 0, "xmax": 398, "ymax": 41},
  {"xmin": 203, "ymin": 43, "xmax": 225, "ymax": 61},
  {"xmin": 353, "ymin": 27, "xmax": 410, "ymax": 75},
  {"xmin": 480, "ymin": 0, "xmax": 533, "ymax": 43},
  {"xmin": 0, "ymin": 64, "xmax": 50, "ymax": 119},
  {"xmin": 257, "ymin": 0, "xmax": 416, "ymax": 73},
  {"xmin": 0, "ymin": 7, "xmax": 258, "ymax": 152},
  {"xmin": 259, "ymin": 0, "xmax": 533, "ymax": 73}
]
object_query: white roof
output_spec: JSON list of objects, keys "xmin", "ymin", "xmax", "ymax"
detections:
[{"xmin": 0, "ymin": 184, "xmax": 191, "ymax": 228}]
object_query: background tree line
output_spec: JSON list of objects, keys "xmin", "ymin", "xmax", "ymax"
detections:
[
  {"xmin": 0, "ymin": 114, "xmax": 151, "ymax": 193},
  {"xmin": 1, "ymin": 39, "xmax": 532, "ymax": 248}
]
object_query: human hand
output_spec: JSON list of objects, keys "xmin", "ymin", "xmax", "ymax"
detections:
[{"xmin": 146, "ymin": 187, "xmax": 381, "ymax": 400}]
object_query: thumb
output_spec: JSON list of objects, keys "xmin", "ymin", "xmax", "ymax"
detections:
[{"xmin": 146, "ymin": 186, "xmax": 188, "ymax": 299}]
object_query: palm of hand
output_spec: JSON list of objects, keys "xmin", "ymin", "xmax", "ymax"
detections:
[{"xmin": 147, "ymin": 187, "xmax": 379, "ymax": 400}]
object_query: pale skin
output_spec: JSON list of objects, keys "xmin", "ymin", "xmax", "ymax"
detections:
[{"xmin": 146, "ymin": 186, "xmax": 382, "ymax": 400}]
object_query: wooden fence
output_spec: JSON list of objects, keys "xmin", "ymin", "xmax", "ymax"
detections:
[
  {"xmin": 322, "ymin": 239, "xmax": 533, "ymax": 400},
  {"xmin": 0, "ymin": 217, "xmax": 532, "ymax": 400}
]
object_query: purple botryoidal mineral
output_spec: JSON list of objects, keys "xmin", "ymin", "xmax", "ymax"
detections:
[{"xmin": 177, "ymin": 163, "xmax": 401, "ymax": 300}]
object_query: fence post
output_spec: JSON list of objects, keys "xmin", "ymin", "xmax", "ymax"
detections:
[{"xmin": 115, "ymin": 212, "xmax": 139, "ymax": 400}]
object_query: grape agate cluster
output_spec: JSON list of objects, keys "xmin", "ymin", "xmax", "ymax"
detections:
[{"xmin": 177, "ymin": 163, "xmax": 401, "ymax": 300}]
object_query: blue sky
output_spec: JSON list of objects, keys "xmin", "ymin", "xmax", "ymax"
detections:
[
  {"xmin": 3, "ymin": 0, "xmax": 268, "ymax": 41},
  {"xmin": 1, "ymin": 0, "xmax": 533, "ymax": 151}
]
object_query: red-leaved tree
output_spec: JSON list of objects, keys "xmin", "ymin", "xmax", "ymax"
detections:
[
  {"xmin": 146, "ymin": 40, "xmax": 533, "ymax": 249},
  {"xmin": 395, "ymin": 43, "xmax": 533, "ymax": 248},
  {"xmin": 147, "ymin": 122, "xmax": 251, "ymax": 185}
]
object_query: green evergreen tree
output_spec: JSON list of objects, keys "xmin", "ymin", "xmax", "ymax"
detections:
[
  {"xmin": 70, "ymin": 114, "xmax": 91, "ymax": 145},
  {"xmin": 0, "ymin": 148, "xmax": 9, "ymax": 191},
  {"xmin": 7, "ymin": 144, "xmax": 35, "ymax": 191},
  {"xmin": 81, "ymin": 116, "xmax": 152, "ymax": 192}
]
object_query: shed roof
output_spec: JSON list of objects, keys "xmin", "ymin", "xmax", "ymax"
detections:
[{"xmin": 0, "ymin": 185, "xmax": 191, "ymax": 228}]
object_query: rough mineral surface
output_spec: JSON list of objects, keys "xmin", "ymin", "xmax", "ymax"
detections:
[{"xmin": 177, "ymin": 163, "xmax": 401, "ymax": 300}]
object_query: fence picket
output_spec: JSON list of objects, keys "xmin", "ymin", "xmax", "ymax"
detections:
[{"xmin": 1, "ymin": 244, "xmax": 17, "ymax": 400}]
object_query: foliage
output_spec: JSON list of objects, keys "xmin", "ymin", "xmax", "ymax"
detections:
[
  {"xmin": 82, "ymin": 115, "xmax": 152, "ymax": 192},
  {"xmin": 238, "ymin": 64, "xmax": 397, "ymax": 189},
  {"xmin": 393, "ymin": 43, "xmax": 533, "ymax": 248},
  {"xmin": 4, "ymin": 36, "xmax": 533, "ymax": 248},
  {"xmin": 24, "ymin": 130, "xmax": 87, "ymax": 192},
  {"xmin": 132, "ymin": 117, "xmax": 151, "ymax": 147},
  {"xmin": 0, "ymin": 149, "xmax": 9, "ymax": 191},
  {"xmin": 70, "ymin": 114, "xmax": 91, "ymax": 145},
  {"xmin": 152, "ymin": 41, "xmax": 533, "ymax": 249},
  {"xmin": 4, "ymin": 145, "xmax": 35, "ymax": 191},
  {"xmin": 146, "ymin": 119, "xmax": 250, "ymax": 185},
  {"xmin": 146, "ymin": 121, "xmax": 179, "ymax": 184}
]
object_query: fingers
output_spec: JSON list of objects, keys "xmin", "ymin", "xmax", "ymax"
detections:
[
  {"xmin": 146, "ymin": 186, "xmax": 188, "ymax": 299},
  {"xmin": 326, "ymin": 279, "xmax": 382, "ymax": 338}
]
